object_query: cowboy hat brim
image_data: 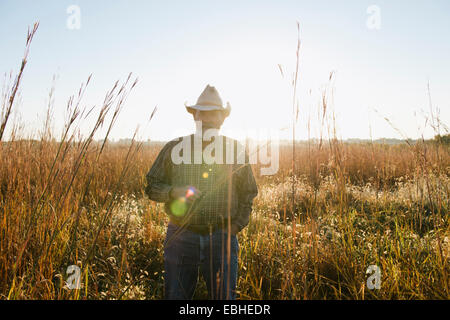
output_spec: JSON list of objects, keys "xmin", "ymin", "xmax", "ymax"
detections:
[{"xmin": 185, "ymin": 102, "xmax": 231, "ymax": 116}]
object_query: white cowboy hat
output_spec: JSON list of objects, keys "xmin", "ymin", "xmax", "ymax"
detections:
[{"xmin": 185, "ymin": 84, "xmax": 231, "ymax": 117}]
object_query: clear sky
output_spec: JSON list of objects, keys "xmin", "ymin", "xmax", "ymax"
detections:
[{"xmin": 1, "ymin": 0, "xmax": 449, "ymax": 142}]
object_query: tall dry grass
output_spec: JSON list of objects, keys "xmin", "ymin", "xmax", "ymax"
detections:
[{"xmin": 0, "ymin": 23, "xmax": 449, "ymax": 299}]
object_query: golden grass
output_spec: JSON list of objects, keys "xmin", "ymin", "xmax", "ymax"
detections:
[
  {"xmin": 1, "ymin": 137, "xmax": 448, "ymax": 299},
  {"xmin": 0, "ymin": 22, "xmax": 448, "ymax": 300}
]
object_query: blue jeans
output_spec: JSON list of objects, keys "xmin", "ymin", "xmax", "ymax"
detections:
[{"xmin": 163, "ymin": 222, "xmax": 239, "ymax": 300}]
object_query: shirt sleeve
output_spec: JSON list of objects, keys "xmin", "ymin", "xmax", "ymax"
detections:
[
  {"xmin": 232, "ymin": 151, "xmax": 258, "ymax": 232},
  {"xmin": 145, "ymin": 141, "xmax": 174, "ymax": 203}
]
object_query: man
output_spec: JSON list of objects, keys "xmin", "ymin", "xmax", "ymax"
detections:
[{"xmin": 145, "ymin": 84, "xmax": 258, "ymax": 300}]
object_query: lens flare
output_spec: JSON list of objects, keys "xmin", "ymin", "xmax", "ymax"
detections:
[
  {"xmin": 186, "ymin": 187, "xmax": 195, "ymax": 198},
  {"xmin": 170, "ymin": 197, "xmax": 187, "ymax": 216}
]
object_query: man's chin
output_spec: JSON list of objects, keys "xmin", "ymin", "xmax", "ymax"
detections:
[{"xmin": 201, "ymin": 125, "xmax": 220, "ymax": 131}]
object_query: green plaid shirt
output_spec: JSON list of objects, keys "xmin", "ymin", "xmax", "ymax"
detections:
[{"xmin": 145, "ymin": 134, "xmax": 258, "ymax": 232}]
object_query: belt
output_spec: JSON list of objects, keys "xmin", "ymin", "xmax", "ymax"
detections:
[{"xmin": 169, "ymin": 218, "xmax": 230, "ymax": 235}]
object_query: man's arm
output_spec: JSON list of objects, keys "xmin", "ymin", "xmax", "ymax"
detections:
[
  {"xmin": 146, "ymin": 139, "xmax": 203, "ymax": 207},
  {"xmin": 232, "ymin": 157, "xmax": 258, "ymax": 234},
  {"xmin": 145, "ymin": 142, "xmax": 174, "ymax": 203}
]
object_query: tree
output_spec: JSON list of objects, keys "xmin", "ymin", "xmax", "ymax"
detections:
[{"xmin": 434, "ymin": 134, "xmax": 450, "ymax": 145}]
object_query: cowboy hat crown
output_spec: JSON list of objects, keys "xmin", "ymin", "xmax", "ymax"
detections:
[{"xmin": 185, "ymin": 84, "xmax": 231, "ymax": 116}]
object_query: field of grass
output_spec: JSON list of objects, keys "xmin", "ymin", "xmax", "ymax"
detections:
[
  {"xmin": 1, "ymin": 136, "xmax": 448, "ymax": 299},
  {"xmin": 1, "ymin": 23, "xmax": 449, "ymax": 300}
]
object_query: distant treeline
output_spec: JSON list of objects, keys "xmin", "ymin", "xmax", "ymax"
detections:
[
  {"xmin": 6, "ymin": 134, "xmax": 447, "ymax": 146},
  {"xmin": 100, "ymin": 134, "xmax": 450, "ymax": 146}
]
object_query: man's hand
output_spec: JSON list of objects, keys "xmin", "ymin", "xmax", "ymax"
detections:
[{"xmin": 169, "ymin": 186, "xmax": 202, "ymax": 205}]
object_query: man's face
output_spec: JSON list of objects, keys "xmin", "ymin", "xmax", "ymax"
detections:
[{"xmin": 193, "ymin": 110, "xmax": 226, "ymax": 130}]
